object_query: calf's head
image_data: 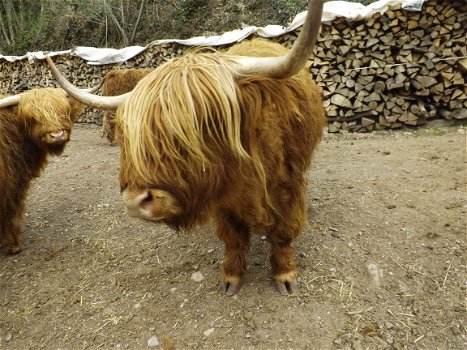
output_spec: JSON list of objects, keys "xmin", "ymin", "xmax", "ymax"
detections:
[{"xmin": 0, "ymin": 88, "xmax": 83, "ymax": 154}]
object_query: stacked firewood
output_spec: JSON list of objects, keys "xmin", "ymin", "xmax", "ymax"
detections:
[
  {"xmin": 310, "ymin": 0, "xmax": 467, "ymax": 132},
  {"xmin": 0, "ymin": 0, "xmax": 465, "ymax": 131}
]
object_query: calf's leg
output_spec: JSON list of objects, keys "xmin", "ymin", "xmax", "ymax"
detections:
[{"xmin": 0, "ymin": 219, "xmax": 23, "ymax": 254}]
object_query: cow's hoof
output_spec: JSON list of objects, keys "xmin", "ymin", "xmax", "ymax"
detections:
[
  {"xmin": 274, "ymin": 271, "xmax": 298, "ymax": 295},
  {"xmin": 275, "ymin": 280, "xmax": 297, "ymax": 296},
  {"xmin": 222, "ymin": 274, "xmax": 242, "ymax": 296},
  {"xmin": 1, "ymin": 244, "xmax": 22, "ymax": 255},
  {"xmin": 223, "ymin": 281, "xmax": 242, "ymax": 296}
]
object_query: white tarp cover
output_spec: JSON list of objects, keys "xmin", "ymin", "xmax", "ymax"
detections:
[{"xmin": 0, "ymin": 0, "xmax": 427, "ymax": 65}]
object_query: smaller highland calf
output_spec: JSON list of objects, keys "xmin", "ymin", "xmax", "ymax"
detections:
[
  {"xmin": 0, "ymin": 88, "xmax": 83, "ymax": 254},
  {"xmin": 101, "ymin": 68, "xmax": 152, "ymax": 143}
]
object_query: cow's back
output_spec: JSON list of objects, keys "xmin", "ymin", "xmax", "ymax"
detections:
[
  {"xmin": 228, "ymin": 38, "xmax": 325, "ymax": 167},
  {"xmin": 215, "ymin": 39, "xmax": 326, "ymax": 232},
  {"xmin": 103, "ymin": 68, "xmax": 152, "ymax": 96}
]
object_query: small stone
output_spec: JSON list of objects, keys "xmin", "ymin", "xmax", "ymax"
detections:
[
  {"xmin": 367, "ymin": 263, "xmax": 383, "ymax": 286},
  {"xmin": 203, "ymin": 328, "xmax": 215, "ymax": 337},
  {"xmin": 384, "ymin": 321, "xmax": 394, "ymax": 329},
  {"xmin": 334, "ymin": 338, "xmax": 342, "ymax": 345},
  {"xmin": 5, "ymin": 333, "xmax": 12, "ymax": 342},
  {"xmin": 134, "ymin": 303, "xmax": 141, "ymax": 309},
  {"xmin": 352, "ymin": 339, "xmax": 363, "ymax": 350},
  {"xmin": 170, "ymin": 287, "xmax": 177, "ymax": 293},
  {"xmin": 245, "ymin": 332, "xmax": 252, "ymax": 339},
  {"xmin": 191, "ymin": 271, "xmax": 205, "ymax": 282},
  {"xmin": 147, "ymin": 336, "xmax": 159, "ymax": 347},
  {"xmin": 244, "ymin": 311, "xmax": 254, "ymax": 320}
]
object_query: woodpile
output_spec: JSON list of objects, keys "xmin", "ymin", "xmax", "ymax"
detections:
[
  {"xmin": 0, "ymin": 0, "xmax": 465, "ymax": 131},
  {"xmin": 309, "ymin": 0, "xmax": 467, "ymax": 132}
]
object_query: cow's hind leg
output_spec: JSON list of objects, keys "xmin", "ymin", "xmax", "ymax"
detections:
[
  {"xmin": 215, "ymin": 209, "xmax": 250, "ymax": 296},
  {"xmin": 268, "ymin": 188, "xmax": 306, "ymax": 295},
  {"xmin": 101, "ymin": 111, "xmax": 117, "ymax": 144}
]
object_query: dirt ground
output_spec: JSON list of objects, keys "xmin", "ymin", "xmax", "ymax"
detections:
[{"xmin": 0, "ymin": 122, "xmax": 466, "ymax": 350}]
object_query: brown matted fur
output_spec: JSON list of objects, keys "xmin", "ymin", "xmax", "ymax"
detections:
[
  {"xmin": 0, "ymin": 88, "xmax": 82, "ymax": 254},
  {"xmin": 117, "ymin": 38, "xmax": 326, "ymax": 295},
  {"xmin": 101, "ymin": 68, "xmax": 152, "ymax": 143}
]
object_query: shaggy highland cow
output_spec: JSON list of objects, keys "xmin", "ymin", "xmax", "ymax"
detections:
[
  {"xmin": 0, "ymin": 88, "xmax": 83, "ymax": 254},
  {"xmin": 46, "ymin": 0, "xmax": 325, "ymax": 295},
  {"xmin": 101, "ymin": 68, "xmax": 152, "ymax": 143}
]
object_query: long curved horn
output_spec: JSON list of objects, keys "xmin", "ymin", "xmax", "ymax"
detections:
[
  {"xmin": 45, "ymin": 56, "xmax": 128, "ymax": 112},
  {"xmin": 0, "ymin": 83, "xmax": 102, "ymax": 109},
  {"xmin": 232, "ymin": 0, "xmax": 323, "ymax": 78},
  {"xmin": 0, "ymin": 95, "xmax": 20, "ymax": 108}
]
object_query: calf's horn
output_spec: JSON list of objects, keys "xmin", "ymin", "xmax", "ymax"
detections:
[
  {"xmin": 0, "ymin": 81, "xmax": 102, "ymax": 109},
  {"xmin": 0, "ymin": 95, "xmax": 20, "ymax": 108}
]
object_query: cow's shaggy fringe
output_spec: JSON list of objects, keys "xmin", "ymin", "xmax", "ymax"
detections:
[
  {"xmin": 18, "ymin": 88, "xmax": 78, "ymax": 131},
  {"xmin": 118, "ymin": 51, "xmax": 250, "ymax": 185}
]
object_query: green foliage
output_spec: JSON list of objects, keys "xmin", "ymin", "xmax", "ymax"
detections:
[
  {"xmin": 0, "ymin": 0, "xmax": 375, "ymax": 56},
  {"xmin": 179, "ymin": 0, "xmax": 210, "ymax": 19}
]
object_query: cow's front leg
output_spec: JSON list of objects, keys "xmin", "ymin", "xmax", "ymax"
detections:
[
  {"xmin": 268, "ymin": 234, "xmax": 298, "ymax": 295},
  {"xmin": 0, "ymin": 221, "xmax": 23, "ymax": 255},
  {"xmin": 215, "ymin": 210, "xmax": 250, "ymax": 296}
]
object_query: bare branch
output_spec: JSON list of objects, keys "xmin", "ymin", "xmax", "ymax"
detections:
[
  {"xmin": 103, "ymin": 0, "xmax": 129, "ymax": 46},
  {"xmin": 130, "ymin": 0, "xmax": 147, "ymax": 44},
  {"xmin": 0, "ymin": 11, "xmax": 12, "ymax": 46}
]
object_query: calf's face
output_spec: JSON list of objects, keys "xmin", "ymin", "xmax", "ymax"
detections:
[
  {"xmin": 19, "ymin": 88, "xmax": 82, "ymax": 153},
  {"xmin": 29, "ymin": 117, "xmax": 73, "ymax": 152}
]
